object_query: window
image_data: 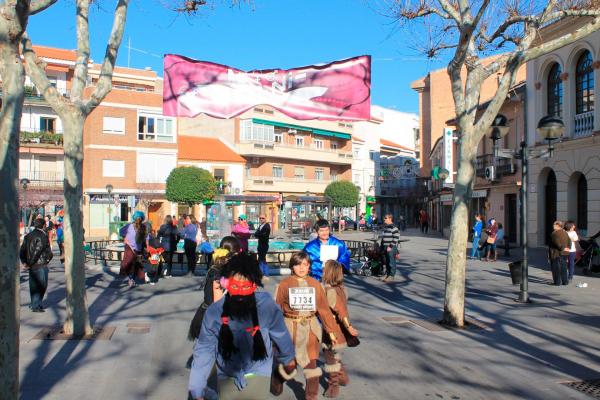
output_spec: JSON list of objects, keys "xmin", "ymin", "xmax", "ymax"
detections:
[
  {"xmin": 331, "ymin": 141, "xmax": 338, "ymax": 150},
  {"xmin": 354, "ymin": 174, "xmax": 360, "ymax": 185},
  {"xmin": 576, "ymin": 50, "xmax": 595, "ymax": 114},
  {"xmin": 103, "ymin": 117, "xmax": 125, "ymax": 135},
  {"xmin": 40, "ymin": 117, "xmax": 56, "ymax": 133},
  {"xmin": 102, "ymin": 160, "xmax": 125, "ymax": 178},
  {"xmin": 313, "ymin": 139, "xmax": 324, "ymax": 149},
  {"xmin": 331, "ymin": 171, "xmax": 338, "ymax": 181},
  {"xmin": 138, "ymin": 114, "xmax": 175, "ymax": 142},
  {"xmin": 547, "ymin": 63, "xmax": 563, "ymax": 117},
  {"xmin": 294, "ymin": 167, "xmax": 304, "ymax": 179},
  {"xmin": 295, "ymin": 136, "xmax": 304, "ymax": 147},
  {"xmin": 214, "ymin": 168, "xmax": 225, "ymax": 182},
  {"xmin": 274, "ymin": 132, "xmax": 283, "ymax": 143},
  {"xmin": 137, "ymin": 153, "xmax": 176, "ymax": 183},
  {"xmin": 369, "ymin": 150, "xmax": 375, "ymax": 161},
  {"xmin": 245, "ymin": 165, "xmax": 251, "ymax": 178},
  {"xmin": 354, "ymin": 149, "xmax": 360, "ymax": 158},
  {"xmin": 240, "ymin": 120, "xmax": 275, "ymax": 142},
  {"xmin": 315, "ymin": 168, "xmax": 324, "ymax": 180},
  {"xmin": 272, "ymin": 165, "xmax": 283, "ymax": 178}
]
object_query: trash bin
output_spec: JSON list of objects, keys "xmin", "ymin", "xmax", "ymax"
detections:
[{"xmin": 508, "ymin": 261, "xmax": 522, "ymax": 285}]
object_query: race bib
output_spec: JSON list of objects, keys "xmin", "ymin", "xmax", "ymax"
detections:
[
  {"xmin": 289, "ymin": 287, "xmax": 316, "ymax": 311},
  {"xmin": 320, "ymin": 245, "xmax": 338, "ymax": 263}
]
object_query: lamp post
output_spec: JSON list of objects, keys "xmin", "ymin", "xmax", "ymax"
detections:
[
  {"xmin": 488, "ymin": 115, "xmax": 564, "ymax": 303},
  {"xmin": 20, "ymin": 178, "xmax": 30, "ymax": 233},
  {"xmin": 437, "ymin": 168, "xmax": 449, "ymax": 237},
  {"xmin": 106, "ymin": 184, "xmax": 113, "ymax": 238}
]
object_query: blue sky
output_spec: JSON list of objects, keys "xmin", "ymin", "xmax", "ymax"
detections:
[{"xmin": 27, "ymin": 0, "xmax": 449, "ymax": 114}]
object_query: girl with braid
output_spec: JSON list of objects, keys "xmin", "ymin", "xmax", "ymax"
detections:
[
  {"xmin": 188, "ymin": 253, "xmax": 296, "ymax": 400},
  {"xmin": 272, "ymin": 251, "xmax": 339, "ymax": 400}
]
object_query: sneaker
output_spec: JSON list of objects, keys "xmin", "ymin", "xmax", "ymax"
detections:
[
  {"xmin": 128, "ymin": 278, "xmax": 135, "ymax": 288},
  {"xmin": 32, "ymin": 307, "xmax": 45, "ymax": 313},
  {"xmin": 163, "ymin": 269, "xmax": 168, "ymax": 277},
  {"xmin": 144, "ymin": 273, "xmax": 151, "ymax": 283},
  {"xmin": 149, "ymin": 281, "xmax": 156, "ymax": 286},
  {"xmin": 165, "ymin": 274, "xmax": 172, "ymax": 279}
]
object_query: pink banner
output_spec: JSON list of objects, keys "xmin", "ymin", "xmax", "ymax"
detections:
[{"xmin": 163, "ymin": 55, "xmax": 371, "ymax": 121}]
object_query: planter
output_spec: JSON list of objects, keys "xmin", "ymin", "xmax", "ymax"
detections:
[{"xmin": 508, "ymin": 261, "xmax": 522, "ymax": 285}]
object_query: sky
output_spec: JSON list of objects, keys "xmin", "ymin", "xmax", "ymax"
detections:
[{"xmin": 27, "ymin": 0, "xmax": 450, "ymax": 114}]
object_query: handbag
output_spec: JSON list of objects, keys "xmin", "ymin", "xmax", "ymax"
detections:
[
  {"xmin": 341, "ymin": 324, "xmax": 360, "ymax": 347},
  {"xmin": 486, "ymin": 236, "xmax": 496, "ymax": 244}
]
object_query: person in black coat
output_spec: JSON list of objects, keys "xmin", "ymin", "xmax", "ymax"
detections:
[
  {"xmin": 20, "ymin": 217, "xmax": 53, "ymax": 312},
  {"xmin": 157, "ymin": 215, "xmax": 179, "ymax": 278},
  {"xmin": 254, "ymin": 214, "xmax": 271, "ymax": 279}
]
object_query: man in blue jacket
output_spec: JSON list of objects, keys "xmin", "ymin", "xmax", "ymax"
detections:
[{"xmin": 303, "ymin": 219, "xmax": 350, "ymax": 280}]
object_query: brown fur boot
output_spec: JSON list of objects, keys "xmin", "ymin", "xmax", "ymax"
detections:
[
  {"xmin": 304, "ymin": 367, "xmax": 322, "ymax": 400},
  {"xmin": 338, "ymin": 363, "xmax": 349, "ymax": 386},
  {"xmin": 271, "ymin": 363, "xmax": 297, "ymax": 396},
  {"xmin": 323, "ymin": 362, "xmax": 342, "ymax": 398}
]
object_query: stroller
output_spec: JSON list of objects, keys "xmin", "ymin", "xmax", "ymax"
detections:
[
  {"xmin": 356, "ymin": 244, "xmax": 385, "ymax": 277},
  {"xmin": 145, "ymin": 245, "xmax": 165, "ymax": 284},
  {"xmin": 576, "ymin": 230, "xmax": 600, "ymax": 275}
]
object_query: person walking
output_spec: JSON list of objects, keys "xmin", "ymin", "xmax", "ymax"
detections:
[
  {"xmin": 188, "ymin": 253, "xmax": 296, "ymax": 400},
  {"xmin": 380, "ymin": 214, "xmax": 400, "ymax": 283},
  {"xmin": 254, "ymin": 214, "xmax": 271, "ymax": 279},
  {"xmin": 565, "ymin": 221, "xmax": 579, "ymax": 282},
  {"xmin": 321, "ymin": 260, "xmax": 359, "ymax": 398},
  {"xmin": 549, "ymin": 220, "xmax": 571, "ymax": 286},
  {"xmin": 119, "ymin": 211, "xmax": 149, "ymax": 288},
  {"xmin": 20, "ymin": 217, "xmax": 53, "ymax": 312},
  {"xmin": 232, "ymin": 214, "xmax": 251, "ymax": 253},
  {"xmin": 419, "ymin": 209, "xmax": 429, "ymax": 234},
  {"xmin": 183, "ymin": 215, "xmax": 199, "ymax": 275},
  {"xmin": 43, "ymin": 215, "xmax": 55, "ymax": 250},
  {"xmin": 482, "ymin": 218, "xmax": 498, "ymax": 262},
  {"xmin": 470, "ymin": 214, "xmax": 483, "ymax": 260},
  {"xmin": 303, "ymin": 219, "xmax": 351, "ymax": 280},
  {"xmin": 158, "ymin": 215, "xmax": 179, "ymax": 278},
  {"xmin": 272, "ymin": 252, "xmax": 339, "ymax": 400}
]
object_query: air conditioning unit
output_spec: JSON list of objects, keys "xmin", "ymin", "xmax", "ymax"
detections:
[
  {"xmin": 251, "ymin": 157, "xmax": 260, "ymax": 165},
  {"xmin": 484, "ymin": 166, "xmax": 496, "ymax": 181},
  {"xmin": 287, "ymin": 129, "xmax": 297, "ymax": 134}
]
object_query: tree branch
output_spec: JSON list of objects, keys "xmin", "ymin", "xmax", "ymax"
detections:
[
  {"xmin": 437, "ymin": 0, "xmax": 462, "ymax": 23},
  {"xmin": 84, "ymin": 0, "xmax": 129, "ymax": 115},
  {"xmin": 70, "ymin": 0, "xmax": 90, "ymax": 105},
  {"xmin": 21, "ymin": 33, "xmax": 67, "ymax": 112},
  {"xmin": 29, "ymin": 0, "xmax": 57, "ymax": 15}
]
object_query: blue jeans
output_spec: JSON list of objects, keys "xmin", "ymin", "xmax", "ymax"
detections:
[
  {"xmin": 258, "ymin": 246, "xmax": 269, "ymax": 277},
  {"xmin": 384, "ymin": 246, "xmax": 398, "ymax": 278},
  {"xmin": 471, "ymin": 237, "xmax": 481, "ymax": 259},
  {"xmin": 568, "ymin": 252, "xmax": 575, "ymax": 280},
  {"xmin": 29, "ymin": 266, "xmax": 49, "ymax": 310}
]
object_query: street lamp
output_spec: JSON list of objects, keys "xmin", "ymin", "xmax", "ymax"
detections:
[
  {"xmin": 489, "ymin": 115, "xmax": 564, "ymax": 303},
  {"xmin": 106, "ymin": 184, "xmax": 113, "ymax": 238},
  {"xmin": 20, "ymin": 178, "xmax": 30, "ymax": 232}
]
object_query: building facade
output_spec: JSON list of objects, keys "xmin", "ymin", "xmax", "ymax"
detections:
[{"xmin": 526, "ymin": 20, "xmax": 600, "ymax": 246}]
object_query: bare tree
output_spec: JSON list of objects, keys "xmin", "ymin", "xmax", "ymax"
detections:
[
  {"xmin": 391, "ymin": 0, "xmax": 600, "ymax": 327},
  {"xmin": 22, "ymin": 0, "xmax": 130, "ymax": 336},
  {"xmin": 0, "ymin": 1, "xmax": 57, "ymax": 398}
]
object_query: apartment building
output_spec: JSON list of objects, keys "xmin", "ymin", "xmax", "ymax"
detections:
[
  {"xmin": 178, "ymin": 106, "xmax": 354, "ymax": 231},
  {"xmin": 17, "ymin": 46, "xmax": 72, "ymax": 217},
  {"xmin": 526, "ymin": 19, "xmax": 600, "ymax": 246},
  {"xmin": 411, "ymin": 59, "xmax": 526, "ymax": 176},
  {"xmin": 82, "ymin": 64, "xmax": 177, "ymax": 236}
]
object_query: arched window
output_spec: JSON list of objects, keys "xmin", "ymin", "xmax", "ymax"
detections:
[
  {"xmin": 575, "ymin": 50, "xmax": 594, "ymax": 114},
  {"xmin": 547, "ymin": 63, "xmax": 563, "ymax": 117},
  {"xmin": 577, "ymin": 174, "xmax": 588, "ymax": 231}
]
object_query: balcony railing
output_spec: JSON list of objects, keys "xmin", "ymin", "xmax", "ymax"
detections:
[
  {"xmin": 239, "ymin": 140, "xmax": 353, "ymax": 164},
  {"xmin": 19, "ymin": 170, "xmax": 64, "ymax": 187},
  {"xmin": 251, "ymin": 175, "xmax": 332, "ymax": 185},
  {"xmin": 574, "ymin": 111, "xmax": 594, "ymax": 138},
  {"xmin": 475, "ymin": 154, "xmax": 516, "ymax": 178}
]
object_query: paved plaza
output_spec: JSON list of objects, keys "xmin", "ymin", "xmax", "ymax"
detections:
[{"xmin": 18, "ymin": 229, "xmax": 600, "ymax": 399}]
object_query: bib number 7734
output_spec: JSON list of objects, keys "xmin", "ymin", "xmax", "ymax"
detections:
[{"xmin": 289, "ymin": 287, "xmax": 316, "ymax": 311}]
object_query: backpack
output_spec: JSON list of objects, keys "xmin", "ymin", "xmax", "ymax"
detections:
[{"xmin": 119, "ymin": 223, "xmax": 130, "ymax": 238}]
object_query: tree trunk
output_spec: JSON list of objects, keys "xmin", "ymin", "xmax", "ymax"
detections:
[
  {"xmin": 61, "ymin": 112, "xmax": 92, "ymax": 336},
  {"xmin": 0, "ymin": 19, "xmax": 26, "ymax": 400},
  {"xmin": 442, "ymin": 130, "xmax": 478, "ymax": 327}
]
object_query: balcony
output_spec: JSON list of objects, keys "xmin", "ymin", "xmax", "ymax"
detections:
[
  {"xmin": 20, "ymin": 131, "xmax": 63, "ymax": 147},
  {"xmin": 238, "ymin": 141, "xmax": 353, "ymax": 165},
  {"xmin": 19, "ymin": 170, "xmax": 64, "ymax": 188},
  {"xmin": 245, "ymin": 175, "xmax": 331, "ymax": 193},
  {"xmin": 475, "ymin": 154, "xmax": 516, "ymax": 178},
  {"xmin": 574, "ymin": 111, "xmax": 594, "ymax": 138}
]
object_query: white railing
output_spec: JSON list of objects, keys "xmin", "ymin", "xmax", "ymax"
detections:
[
  {"xmin": 251, "ymin": 175, "xmax": 332, "ymax": 184},
  {"xmin": 574, "ymin": 111, "xmax": 594, "ymax": 138},
  {"xmin": 240, "ymin": 139, "xmax": 352, "ymax": 156}
]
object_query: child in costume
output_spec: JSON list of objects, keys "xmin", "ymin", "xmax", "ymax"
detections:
[
  {"xmin": 321, "ymin": 260, "xmax": 359, "ymax": 398},
  {"xmin": 273, "ymin": 251, "xmax": 339, "ymax": 400}
]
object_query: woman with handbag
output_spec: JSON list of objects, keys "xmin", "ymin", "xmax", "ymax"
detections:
[
  {"xmin": 119, "ymin": 211, "xmax": 148, "ymax": 288},
  {"xmin": 158, "ymin": 215, "xmax": 179, "ymax": 278},
  {"xmin": 321, "ymin": 260, "xmax": 359, "ymax": 398},
  {"xmin": 483, "ymin": 218, "xmax": 498, "ymax": 262}
]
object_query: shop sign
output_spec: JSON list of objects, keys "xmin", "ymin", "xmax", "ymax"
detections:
[
  {"xmin": 440, "ymin": 194, "xmax": 453, "ymax": 202},
  {"xmin": 471, "ymin": 189, "xmax": 487, "ymax": 198}
]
